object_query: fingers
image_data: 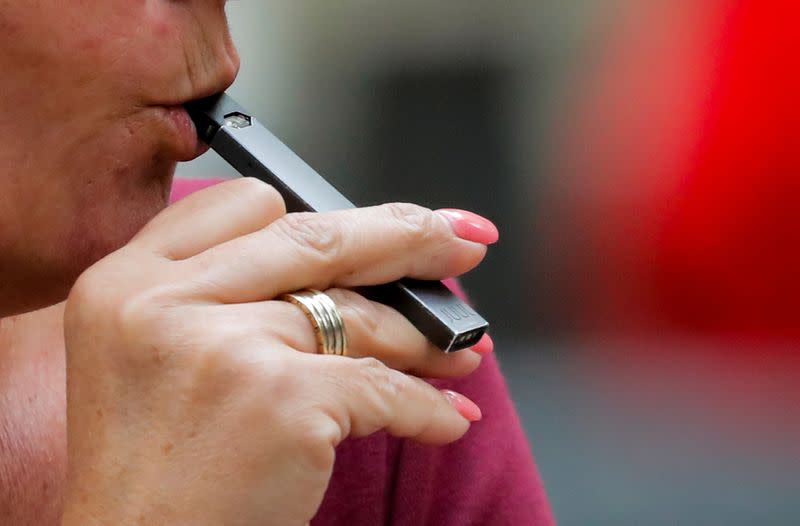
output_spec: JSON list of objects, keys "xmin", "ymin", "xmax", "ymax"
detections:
[
  {"xmin": 215, "ymin": 289, "xmax": 486, "ymax": 378},
  {"xmin": 325, "ymin": 288, "xmax": 484, "ymax": 376},
  {"xmin": 185, "ymin": 203, "xmax": 490, "ymax": 303},
  {"xmin": 313, "ymin": 355, "xmax": 478, "ymax": 445},
  {"xmin": 131, "ymin": 178, "xmax": 286, "ymax": 259}
]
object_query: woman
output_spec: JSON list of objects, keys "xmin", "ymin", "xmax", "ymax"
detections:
[{"xmin": 0, "ymin": 2, "xmax": 552, "ymax": 524}]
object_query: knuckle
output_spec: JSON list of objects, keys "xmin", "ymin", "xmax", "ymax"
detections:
[
  {"xmin": 359, "ymin": 356, "xmax": 386, "ymax": 376},
  {"xmin": 66, "ymin": 265, "xmax": 182, "ymax": 373},
  {"xmin": 358, "ymin": 357, "xmax": 405, "ymax": 401},
  {"xmin": 225, "ymin": 178, "xmax": 287, "ymax": 215},
  {"xmin": 418, "ymin": 378, "xmax": 443, "ymax": 406},
  {"xmin": 66, "ymin": 269, "xmax": 103, "ymax": 316},
  {"xmin": 383, "ymin": 203, "xmax": 437, "ymax": 243},
  {"xmin": 68, "ymin": 266, "xmax": 169, "ymax": 343},
  {"xmin": 265, "ymin": 359, "xmax": 344, "ymax": 469},
  {"xmin": 241, "ymin": 177, "xmax": 283, "ymax": 205},
  {"xmin": 294, "ymin": 415, "xmax": 339, "ymax": 471},
  {"xmin": 383, "ymin": 368, "xmax": 409, "ymax": 401},
  {"xmin": 113, "ymin": 287, "xmax": 176, "ymax": 348},
  {"xmin": 274, "ymin": 213, "xmax": 342, "ymax": 261},
  {"xmin": 66, "ymin": 261, "xmax": 126, "ymax": 328}
]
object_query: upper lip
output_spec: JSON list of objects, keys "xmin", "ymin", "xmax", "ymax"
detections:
[
  {"xmin": 173, "ymin": 82, "xmax": 232, "ymax": 107},
  {"xmin": 152, "ymin": 78, "xmax": 236, "ymax": 161},
  {"xmin": 155, "ymin": 62, "xmax": 239, "ymax": 108},
  {"xmin": 157, "ymin": 84, "xmax": 231, "ymax": 109}
]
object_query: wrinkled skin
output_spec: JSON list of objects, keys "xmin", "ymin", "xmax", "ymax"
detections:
[
  {"xmin": 0, "ymin": 2, "xmax": 491, "ymax": 525},
  {"xmin": 1, "ymin": 1, "xmax": 236, "ymax": 523},
  {"xmin": 0, "ymin": 0, "xmax": 239, "ymax": 316}
]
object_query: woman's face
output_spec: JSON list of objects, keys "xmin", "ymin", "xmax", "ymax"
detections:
[{"xmin": 0, "ymin": 0, "xmax": 239, "ymax": 314}]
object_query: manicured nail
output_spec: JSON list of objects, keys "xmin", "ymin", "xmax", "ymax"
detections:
[
  {"xmin": 436, "ymin": 209, "xmax": 499, "ymax": 245},
  {"xmin": 443, "ymin": 390, "xmax": 482, "ymax": 422},
  {"xmin": 471, "ymin": 334, "xmax": 494, "ymax": 355}
]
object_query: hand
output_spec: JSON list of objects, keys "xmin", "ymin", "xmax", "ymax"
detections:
[{"xmin": 61, "ymin": 178, "xmax": 495, "ymax": 526}]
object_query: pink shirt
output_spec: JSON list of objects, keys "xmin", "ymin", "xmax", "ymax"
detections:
[{"xmin": 171, "ymin": 178, "xmax": 554, "ymax": 525}]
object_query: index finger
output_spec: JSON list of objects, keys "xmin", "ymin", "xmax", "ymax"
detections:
[
  {"xmin": 183, "ymin": 203, "xmax": 488, "ymax": 303},
  {"xmin": 130, "ymin": 178, "xmax": 286, "ymax": 260}
]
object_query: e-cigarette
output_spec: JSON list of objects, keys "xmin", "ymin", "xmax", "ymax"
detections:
[{"xmin": 185, "ymin": 94, "xmax": 488, "ymax": 352}]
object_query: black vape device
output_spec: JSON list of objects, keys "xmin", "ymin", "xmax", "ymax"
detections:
[{"xmin": 185, "ymin": 94, "xmax": 488, "ymax": 352}]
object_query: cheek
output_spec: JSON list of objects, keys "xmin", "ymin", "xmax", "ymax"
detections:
[
  {"xmin": 101, "ymin": 6, "xmax": 187, "ymax": 96},
  {"xmin": 0, "ymin": 9, "xmax": 24, "ymax": 39},
  {"xmin": 0, "ymin": 3, "xmax": 150, "ymax": 111},
  {"xmin": 32, "ymin": 2, "xmax": 184, "ymax": 107}
]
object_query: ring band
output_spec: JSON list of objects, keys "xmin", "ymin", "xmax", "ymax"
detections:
[{"xmin": 281, "ymin": 289, "xmax": 348, "ymax": 356}]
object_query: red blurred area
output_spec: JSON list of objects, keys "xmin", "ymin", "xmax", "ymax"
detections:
[
  {"xmin": 550, "ymin": 0, "xmax": 800, "ymax": 340},
  {"xmin": 657, "ymin": 0, "xmax": 800, "ymax": 338},
  {"xmin": 544, "ymin": 0, "xmax": 800, "ymax": 450}
]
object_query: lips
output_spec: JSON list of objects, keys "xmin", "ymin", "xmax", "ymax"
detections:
[
  {"xmin": 157, "ymin": 105, "xmax": 210, "ymax": 162},
  {"xmin": 150, "ymin": 59, "xmax": 237, "ymax": 162}
]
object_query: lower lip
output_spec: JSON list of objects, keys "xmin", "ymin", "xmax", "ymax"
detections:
[{"xmin": 160, "ymin": 106, "xmax": 210, "ymax": 162}]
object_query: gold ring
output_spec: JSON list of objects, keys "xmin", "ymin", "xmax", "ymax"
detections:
[{"xmin": 281, "ymin": 289, "xmax": 348, "ymax": 356}]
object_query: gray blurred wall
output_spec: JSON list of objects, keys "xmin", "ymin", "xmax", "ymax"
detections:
[{"xmin": 178, "ymin": 1, "xmax": 607, "ymax": 340}]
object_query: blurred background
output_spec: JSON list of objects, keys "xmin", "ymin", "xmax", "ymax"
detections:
[{"xmin": 178, "ymin": 1, "xmax": 800, "ymax": 524}]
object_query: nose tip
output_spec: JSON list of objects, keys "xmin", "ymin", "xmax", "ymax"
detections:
[
  {"xmin": 205, "ymin": 16, "xmax": 240, "ymax": 95},
  {"xmin": 217, "ymin": 45, "xmax": 240, "ymax": 91},
  {"xmin": 219, "ymin": 6, "xmax": 241, "ymax": 89},
  {"xmin": 180, "ymin": 0, "xmax": 241, "ymax": 96}
]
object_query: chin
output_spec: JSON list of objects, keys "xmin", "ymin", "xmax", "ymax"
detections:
[
  {"xmin": 74, "ymin": 166, "xmax": 174, "ymax": 261},
  {"xmin": 4, "ymin": 175, "xmax": 171, "ymax": 316},
  {"xmin": 51, "ymin": 157, "xmax": 176, "ymax": 297},
  {"xmin": 4, "ymin": 117, "xmax": 181, "ymax": 316}
]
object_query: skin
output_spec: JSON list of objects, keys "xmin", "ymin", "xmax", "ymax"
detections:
[
  {"xmin": 0, "ymin": 0, "xmax": 239, "ymax": 316},
  {"xmin": 0, "ymin": 2, "xmax": 492, "ymax": 524}
]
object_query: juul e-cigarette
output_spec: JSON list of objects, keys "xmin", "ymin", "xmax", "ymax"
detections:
[{"xmin": 185, "ymin": 94, "xmax": 488, "ymax": 352}]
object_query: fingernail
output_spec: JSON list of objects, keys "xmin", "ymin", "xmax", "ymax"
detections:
[
  {"xmin": 436, "ymin": 209, "xmax": 500, "ymax": 245},
  {"xmin": 471, "ymin": 334, "xmax": 494, "ymax": 355},
  {"xmin": 443, "ymin": 390, "xmax": 482, "ymax": 422}
]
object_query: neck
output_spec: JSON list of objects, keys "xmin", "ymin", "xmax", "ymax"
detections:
[{"xmin": 0, "ymin": 303, "xmax": 67, "ymax": 525}]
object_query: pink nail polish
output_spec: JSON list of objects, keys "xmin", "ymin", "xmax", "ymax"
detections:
[
  {"xmin": 436, "ymin": 209, "xmax": 500, "ymax": 245},
  {"xmin": 443, "ymin": 390, "xmax": 483, "ymax": 422},
  {"xmin": 471, "ymin": 334, "xmax": 494, "ymax": 355}
]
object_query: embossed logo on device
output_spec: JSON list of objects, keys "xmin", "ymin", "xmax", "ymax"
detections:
[{"xmin": 440, "ymin": 304, "xmax": 476, "ymax": 322}]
